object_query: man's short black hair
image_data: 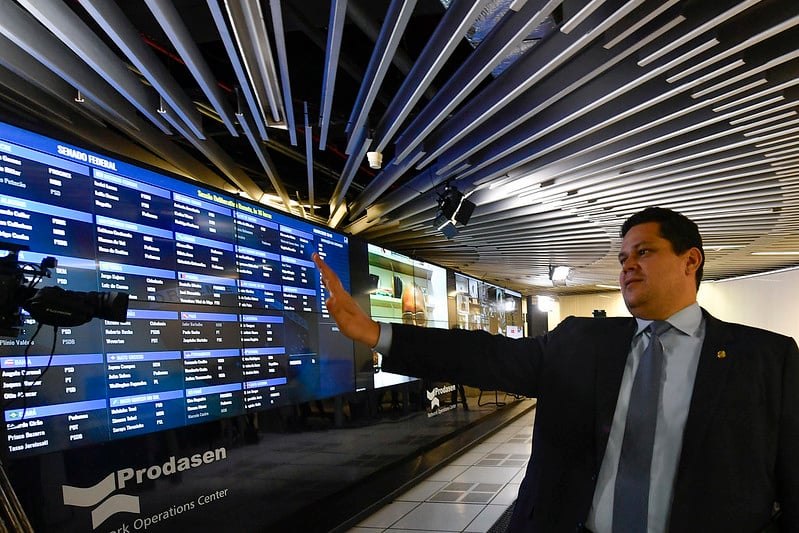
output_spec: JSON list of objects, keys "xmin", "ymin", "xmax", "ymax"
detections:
[{"xmin": 621, "ymin": 207, "xmax": 705, "ymax": 289}]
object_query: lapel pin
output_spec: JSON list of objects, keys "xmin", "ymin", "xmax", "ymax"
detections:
[{"xmin": 716, "ymin": 350, "xmax": 726, "ymax": 359}]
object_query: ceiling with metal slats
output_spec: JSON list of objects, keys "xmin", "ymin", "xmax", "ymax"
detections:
[{"xmin": 1, "ymin": 0, "xmax": 798, "ymax": 295}]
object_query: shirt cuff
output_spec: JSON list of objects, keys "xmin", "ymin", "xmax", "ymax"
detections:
[{"xmin": 373, "ymin": 322, "xmax": 393, "ymax": 354}]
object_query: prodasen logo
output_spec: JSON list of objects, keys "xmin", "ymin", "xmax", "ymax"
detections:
[
  {"xmin": 63, "ymin": 472, "xmax": 139, "ymax": 530},
  {"xmin": 62, "ymin": 447, "xmax": 227, "ymax": 529},
  {"xmin": 426, "ymin": 389, "xmax": 441, "ymax": 411},
  {"xmin": 426, "ymin": 385, "xmax": 456, "ymax": 417}
]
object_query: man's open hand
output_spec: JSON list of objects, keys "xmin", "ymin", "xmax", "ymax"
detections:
[{"xmin": 313, "ymin": 253, "xmax": 380, "ymax": 348}]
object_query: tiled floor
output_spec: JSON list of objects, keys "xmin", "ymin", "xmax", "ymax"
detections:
[
  {"xmin": 163, "ymin": 390, "xmax": 533, "ymax": 531},
  {"xmin": 346, "ymin": 411, "xmax": 535, "ymax": 533}
]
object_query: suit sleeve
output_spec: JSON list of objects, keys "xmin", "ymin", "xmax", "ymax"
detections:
[
  {"xmin": 380, "ymin": 321, "xmax": 559, "ymax": 397},
  {"xmin": 778, "ymin": 336, "xmax": 799, "ymax": 528}
]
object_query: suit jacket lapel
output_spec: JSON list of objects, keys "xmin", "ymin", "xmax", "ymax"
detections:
[
  {"xmin": 674, "ymin": 311, "xmax": 734, "ymax": 482},
  {"xmin": 594, "ymin": 318, "xmax": 638, "ymax": 467}
]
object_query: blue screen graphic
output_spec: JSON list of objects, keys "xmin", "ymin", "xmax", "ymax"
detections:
[{"xmin": 0, "ymin": 121, "xmax": 353, "ymax": 457}]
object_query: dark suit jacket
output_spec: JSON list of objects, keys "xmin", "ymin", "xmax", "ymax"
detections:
[{"xmin": 383, "ymin": 309, "xmax": 799, "ymax": 532}]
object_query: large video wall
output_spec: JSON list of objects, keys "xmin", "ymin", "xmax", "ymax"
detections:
[
  {"xmin": 0, "ymin": 120, "xmax": 527, "ymax": 461},
  {"xmin": 0, "ymin": 121, "xmax": 353, "ymax": 457}
]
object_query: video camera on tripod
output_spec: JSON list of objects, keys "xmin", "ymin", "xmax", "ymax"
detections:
[{"xmin": 0, "ymin": 243, "xmax": 129, "ymax": 337}]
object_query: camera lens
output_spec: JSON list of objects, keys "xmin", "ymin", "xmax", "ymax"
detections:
[{"xmin": 91, "ymin": 291, "xmax": 130, "ymax": 322}]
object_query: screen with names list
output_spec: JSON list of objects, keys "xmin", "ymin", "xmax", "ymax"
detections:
[{"xmin": 0, "ymin": 120, "xmax": 353, "ymax": 458}]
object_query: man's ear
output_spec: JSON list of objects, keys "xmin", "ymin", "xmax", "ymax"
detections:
[{"xmin": 685, "ymin": 247, "xmax": 703, "ymax": 275}]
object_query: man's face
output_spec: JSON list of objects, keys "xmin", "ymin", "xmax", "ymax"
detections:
[{"xmin": 618, "ymin": 221, "xmax": 699, "ymax": 320}]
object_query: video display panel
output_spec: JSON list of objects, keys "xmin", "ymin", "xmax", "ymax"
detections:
[
  {"xmin": 450, "ymin": 272, "xmax": 523, "ymax": 337},
  {"xmin": 0, "ymin": 120, "xmax": 353, "ymax": 458},
  {"xmin": 366, "ymin": 244, "xmax": 447, "ymax": 388}
]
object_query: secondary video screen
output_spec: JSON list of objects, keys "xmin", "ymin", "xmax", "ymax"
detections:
[
  {"xmin": 0, "ymin": 120, "xmax": 354, "ymax": 458},
  {"xmin": 366, "ymin": 244, "xmax": 448, "ymax": 389},
  {"xmin": 450, "ymin": 272, "xmax": 523, "ymax": 337}
]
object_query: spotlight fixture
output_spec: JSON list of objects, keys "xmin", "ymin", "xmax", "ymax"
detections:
[
  {"xmin": 366, "ymin": 151, "xmax": 383, "ymax": 169},
  {"xmin": 433, "ymin": 183, "xmax": 476, "ymax": 238},
  {"xmin": 454, "ymin": 196, "xmax": 475, "ymax": 226},
  {"xmin": 434, "ymin": 211, "xmax": 459, "ymax": 239},
  {"xmin": 549, "ymin": 265, "xmax": 572, "ymax": 286}
]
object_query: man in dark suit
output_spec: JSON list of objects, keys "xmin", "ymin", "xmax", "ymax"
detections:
[{"xmin": 313, "ymin": 207, "xmax": 798, "ymax": 532}]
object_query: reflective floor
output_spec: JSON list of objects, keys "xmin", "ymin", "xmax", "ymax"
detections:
[{"xmin": 346, "ymin": 411, "xmax": 535, "ymax": 533}]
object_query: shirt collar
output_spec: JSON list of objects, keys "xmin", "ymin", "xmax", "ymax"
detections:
[{"xmin": 634, "ymin": 302, "xmax": 703, "ymax": 337}]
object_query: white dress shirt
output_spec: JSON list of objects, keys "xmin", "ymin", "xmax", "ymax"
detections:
[{"xmin": 586, "ymin": 303, "xmax": 705, "ymax": 533}]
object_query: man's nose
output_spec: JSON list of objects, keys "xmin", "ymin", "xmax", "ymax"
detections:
[{"xmin": 621, "ymin": 256, "xmax": 637, "ymax": 270}]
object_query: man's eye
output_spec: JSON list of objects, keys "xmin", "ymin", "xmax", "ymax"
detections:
[{"xmin": 638, "ymin": 249, "xmax": 649, "ymax": 256}]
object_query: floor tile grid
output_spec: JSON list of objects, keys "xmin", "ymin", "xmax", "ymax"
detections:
[{"xmin": 348, "ymin": 416, "xmax": 534, "ymax": 533}]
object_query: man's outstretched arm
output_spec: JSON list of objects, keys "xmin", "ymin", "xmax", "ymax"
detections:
[{"xmin": 313, "ymin": 252, "xmax": 380, "ymax": 348}]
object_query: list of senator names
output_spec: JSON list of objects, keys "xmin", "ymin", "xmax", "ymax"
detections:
[{"xmin": 0, "ymin": 136, "xmax": 349, "ymax": 456}]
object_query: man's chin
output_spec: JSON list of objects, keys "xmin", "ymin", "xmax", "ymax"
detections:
[
  {"xmin": 623, "ymin": 299, "xmax": 662, "ymax": 320},
  {"xmin": 622, "ymin": 291, "xmax": 644, "ymax": 312}
]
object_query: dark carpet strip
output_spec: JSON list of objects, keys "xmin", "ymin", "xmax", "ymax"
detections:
[{"xmin": 487, "ymin": 501, "xmax": 515, "ymax": 533}]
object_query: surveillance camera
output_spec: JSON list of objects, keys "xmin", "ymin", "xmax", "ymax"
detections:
[{"xmin": 366, "ymin": 151, "xmax": 383, "ymax": 169}]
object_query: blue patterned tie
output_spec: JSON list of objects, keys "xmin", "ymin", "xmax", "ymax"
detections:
[{"xmin": 613, "ymin": 320, "xmax": 671, "ymax": 533}]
